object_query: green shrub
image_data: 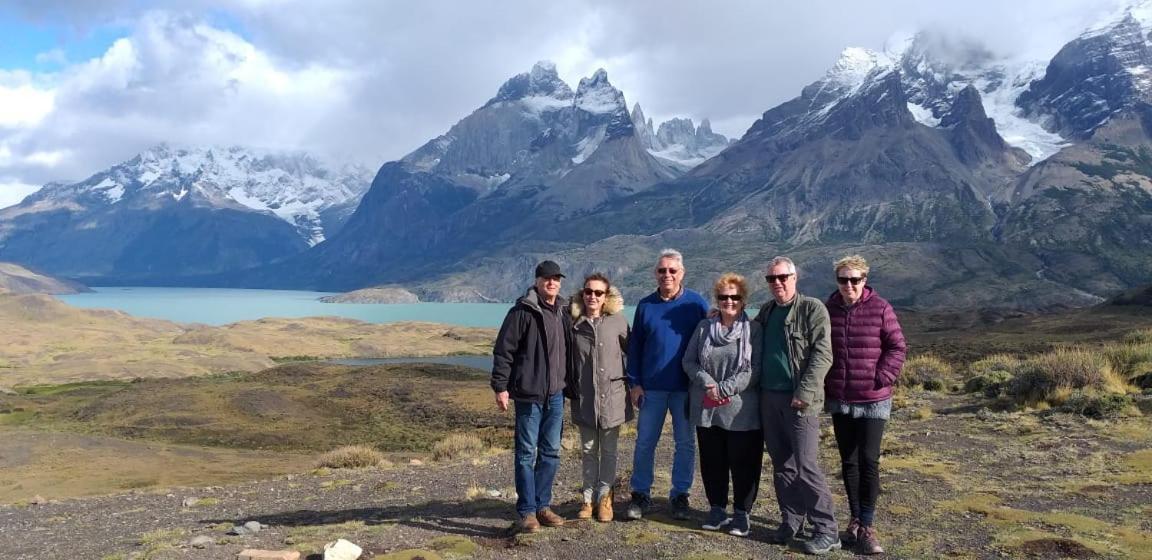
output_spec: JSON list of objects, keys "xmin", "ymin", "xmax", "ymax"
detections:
[
  {"xmin": 431, "ymin": 433, "xmax": 487, "ymax": 462},
  {"xmin": 1102, "ymin": 342, "xmax": 1152, "ymax": 380},
  {"xmin": 965, "ymin": 369, "xmax": 1014, "ymax": 397},
  {"xmin": 1057, "ymin": 392, "xmax": 1134, "ymax": 419},
  {"xmin": 967, "ymin": 354, "xmax": 1020, "ymax": 377},
  {"xmin": 315, "ymin": 445, "xmax": 386, "ymax": 469},
  {"xmin": 899, "ymin": 355, "xmax": 952, "ymax": 391}
]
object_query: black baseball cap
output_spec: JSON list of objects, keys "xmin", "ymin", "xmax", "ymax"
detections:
[{"xmin": 535, "ymin": 260, "xmax": 565, "ymax": 278}]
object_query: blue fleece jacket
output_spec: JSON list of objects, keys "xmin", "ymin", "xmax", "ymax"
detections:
[{"xmin": 626, "ymin": 288, "xmax": 709, "ymax": 392}]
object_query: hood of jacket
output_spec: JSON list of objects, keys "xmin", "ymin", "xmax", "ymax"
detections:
[
  {"xmin": 568, "ymin": 285, "xmax": 624, "ymax": 319},
  {"xmin": 517, "ymin": 286, "xmax": 560, "ymax": 315}
]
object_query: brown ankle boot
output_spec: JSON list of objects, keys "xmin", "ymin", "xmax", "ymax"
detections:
[
  {"xmin": 577, "ymin": 501, "xmax": 593, "ymax": 519},
  {"xmin": 596, "ymin": 492, "xmax": 613, "ymax": 522}
]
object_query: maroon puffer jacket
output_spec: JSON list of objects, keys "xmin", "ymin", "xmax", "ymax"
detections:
[{"xmin": 825, "ymin": 286, "xmax": 907, "ymax": 404}]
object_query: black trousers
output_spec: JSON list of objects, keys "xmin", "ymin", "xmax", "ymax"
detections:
[
  {"xmin": 831, "ymin": 414, "xmax": 886, "ymax": 524},
  {"xmin": 696, "ymin": 426, "xmax": 764, "ymax": 512}
]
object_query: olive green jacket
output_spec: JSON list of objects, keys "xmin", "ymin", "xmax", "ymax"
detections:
[{"xmin": 751, "ymin": 292, "xmax": 833, "ymax": 415}]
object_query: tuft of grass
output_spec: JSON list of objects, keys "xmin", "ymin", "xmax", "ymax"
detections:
[
  {"xmin": 431, "ymin": 433, "xmax": 487, "ymax": 462},
  {"xmin": 314, "ymin": 445, "xmax": 386, "ymax": 469},
  {"xmin": 428, "ymin": 535, "xmax": 478, "ymax": 557},
  {"xmin": 900, "ymin": 355, "xmax": 952, "ymax": 391},
  {"xmin": 1124, "ymin": 328, "xmax": 1152, "ymax": 345},
  {"xmin": 912, "ymin": 406, "xmax": 934, "ymax": 420},
  {"xmin": 1007, "ymin": 348, "xmax": 1130, "ymax": 407},
  {"xmin": 1058, "ymin": 392, "xmax": 1134, "ymax": 419}
]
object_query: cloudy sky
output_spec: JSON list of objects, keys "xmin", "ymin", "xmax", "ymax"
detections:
[{"xmin": 0, "ymin": 0, "xmax": 1130, "ymax": 207}]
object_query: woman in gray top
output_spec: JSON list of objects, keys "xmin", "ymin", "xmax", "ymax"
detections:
[
  {"xmin": 565, "ymin": 273, "xmax": 631, "ymax": 523},
  {"xmin": 682, "ymin": 272, "xmax": 761, "ymax": 537}
]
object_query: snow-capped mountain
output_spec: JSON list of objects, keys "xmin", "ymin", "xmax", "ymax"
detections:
[
  {"xmin": 630, "ymin": 104, "xmax": 731, "ymax": 168},
  {"xmin": 0, "ymin": 145, "xmax": 372, "ymax": 282},
  {"xmin": 23, "ymin": 145, "xmax": 373, "ymax": 245}
]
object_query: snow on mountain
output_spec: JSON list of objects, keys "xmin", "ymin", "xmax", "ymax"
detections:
[
  {"xmin": 807, "ymin": 32, "xmax": 1070, "ymax": 165},
  {"xmin": 630, "ymin": 104, "xmax": 731, "ymax": 168},
  {"xmin": 32, "ymin": 145, "xmax": 373, "ymax": 245}
]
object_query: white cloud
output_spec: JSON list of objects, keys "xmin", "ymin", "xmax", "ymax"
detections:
[
  {"xmin": 0, "ymin": 0, "xmax": 1132, "ymax": 189},
  {"xmin": 0, "ymin": 181, "xmax": 42, "ymax": 209}
]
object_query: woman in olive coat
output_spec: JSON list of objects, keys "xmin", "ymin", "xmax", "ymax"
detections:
[{"xmin": 565, "ymin": 272, "xmax": 631, "ymax": 522}]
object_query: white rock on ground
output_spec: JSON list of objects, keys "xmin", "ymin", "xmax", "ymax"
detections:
[{"xmin": 323, "ymin": 538, "xmax": 363, "ymax": 560}]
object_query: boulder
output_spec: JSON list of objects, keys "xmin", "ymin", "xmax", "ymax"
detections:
[{"xmin": 323, "ymin": 538, "xmax": 363, "ymax": 560}]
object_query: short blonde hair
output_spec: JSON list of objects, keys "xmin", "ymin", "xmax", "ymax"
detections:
[
  {"xmin": 833, "ymin": 254, "xmax": 870, "ymax": 276},
  {"xmin": 713, "ymin": 272, "xmax": 748, "ymax": 302}
]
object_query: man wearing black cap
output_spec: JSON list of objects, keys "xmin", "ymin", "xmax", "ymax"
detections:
[{"xmin": 492, "ymin": 260, "xmax": 572, "ymax": 534}]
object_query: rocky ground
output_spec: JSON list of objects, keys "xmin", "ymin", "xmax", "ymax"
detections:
[{"xmin": 1, "ymin": 391, "xmax": 1148, "ymax": 560}]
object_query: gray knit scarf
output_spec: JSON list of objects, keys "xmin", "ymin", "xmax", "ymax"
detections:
[{"xmin": 700, "ymin": 311, "xmax": 751, "ymax": 372}]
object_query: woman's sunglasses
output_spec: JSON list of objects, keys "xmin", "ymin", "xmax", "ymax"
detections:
[
  {"xmin": 836, "ymin": 276, "xmax": 866, "ymax": 286},
  {"xmin": 582, "ymin": 288, "xmax": 606, "ymax": 297},
  {"xmin": 716, "ymin": 294, "xmax": 743, "ymax": 302}
]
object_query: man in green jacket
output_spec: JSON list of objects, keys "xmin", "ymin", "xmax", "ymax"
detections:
[{"xmin": 752, "ymin": 256, "xmax": 840, "ymax": 555}]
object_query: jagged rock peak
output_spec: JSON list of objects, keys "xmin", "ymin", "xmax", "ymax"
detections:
[
  {"xmin": 940, "ymin": 85, "xmax": 988, "ymax": 128},
  {"xmin": 487, "ymin": 60, "xmax": 574, "ymax": 105},
  {"xmin": 824, "ymin": 47, "xmax": 895, "ymax": 90},
  {"xmin": 575, "ymin": 68, "xmax": 627, "ymax": 114}
]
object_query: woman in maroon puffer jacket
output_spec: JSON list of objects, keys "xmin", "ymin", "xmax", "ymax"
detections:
[{"xmin": 824, "ymin": 255, "xmax": 907, "ymax": 556}]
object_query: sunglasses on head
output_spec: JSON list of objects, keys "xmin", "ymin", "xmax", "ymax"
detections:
[
  {"xmin": 765, "ymin": 273, "xmax": 793, "ymax": 283},
  {"xmin": 657, "ymin": 267, "xmax": 679, "ymax": 275},
  {"xmin": 716, "ymin": 294, "xmax": 743, "ymax": 302},
  {"xmin": 582, "ymin": 288, "xmax": 606, "ymax": 297},
  {"xmin": 836, "ymin": 276, "xmax": 866, "ymax": 286}
]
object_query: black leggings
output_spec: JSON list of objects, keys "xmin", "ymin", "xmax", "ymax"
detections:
[
  {"xmin": 831, "ymin": 414, "xmax": 886, "ymax": 526},
  {"xmin": 696, "ymin": 426, "xmax": 763, "ymax": 513}
]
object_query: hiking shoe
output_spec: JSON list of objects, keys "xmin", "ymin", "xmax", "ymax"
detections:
[
  {"xmin": 670, "ymin": 493, "xmax": 691, "ymax": 520},
  {"xmin": 576, "ymin": 501, "xmax": 593, "ymax": 520},
  {"xmin": 515, "ymin": 513, "xmax": 540, "ymax": 534},
  {"xmin": 596, "ymin": 492, "xmax": 614, "ymax": 523},
  {"xmin": 857, "ymin": 526, "xmax": 884, "ymax": 555},
  {"xmin": 843, "ymin": 517, "xmax": 862, "ymax": 545},
  {"xmin": 536, "ymin": 507, "xmax": 565, "ymax": 527},
  {"xmin": 701, "ymin": 506, "xmax": 730, "ymax": 530},
  {"xmin": 800, "ymin": 532, "xmax": 842, "ymax": 555},
  {"xmin": 769, "ymin": 523, "xmax": 799, "ymax": 545},
  {"xmin": 728, "ymin": 510, "xmax": 751, "ymax": 537},
  {"xmin": 626, "ymin": 492, "xmax": 651, "ymax": 520}
]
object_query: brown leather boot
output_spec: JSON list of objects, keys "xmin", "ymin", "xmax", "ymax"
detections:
[
  {"xmin": 515, "ymin": 513, "xmax": 540, "ymax": 534},
  {"xmin": 536, "ymin": 507, "xmax": 566, "ymax": 527},
  {"xmin": 577, "ymin": 501, "xmax": 593, "ymax": 520},
  {"xmin": 596, "ymin": 492, "xmax": 614, "ymax": 522}
]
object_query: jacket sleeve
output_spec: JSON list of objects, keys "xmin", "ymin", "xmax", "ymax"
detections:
[
  {"xmin": 620, "ymin": 321, "xmax": 632, "ymax": 389},
  {"xmin": 682, "ymin": 321, "xmax": 716, "ymax": 390},
  {"xmin": 876, "ymin": 301, "xmax": 908, "ymax": 387},
  {"xmin": 491, "ymin": 307, "xmax": 525, "ymax": 393},
  {"xmin": 626, "ymin": 304, "xmax": 646, "ymax": 389},
  {"xmin": 750, "ymin": 315, "xmax": 762, "ymax": 383},
  {"xmin": 794, "ymin": 299, "xmax": 833, "ymax": 406}
]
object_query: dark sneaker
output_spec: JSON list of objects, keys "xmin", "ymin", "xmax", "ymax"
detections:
[
  {"xmin": 857, "ymin": 526, "xmax": 884, "ymax": 555},
  {"xmin": 536, "ymin": 507, "xmax": 565, "ymax": 527},
  {"xmin": 728, "ymin": 510, "xmax": 751, "ymax": 537},
  {"xmin": 769, "ymin": 523, "xmax": 799, "ymax": 545},
  {"xmin": 626, "ymin": 492, "xmax": 651, "ymax": 520},
  {"xmin": 701, "ymin": 506, "xmax": 730, "ymax": 530},
  {"xmin": 843, "ymin": 517, "xmax": 862, "ymax": 545},
  {"xmin": 515, "ymin": 513, "xmax": 540, "ymax": 534},
  {"xmin": 801, "ymin": 532, "xmax": 842, "ymax": 555},
  {"xmin": 670, "ymin": 493, "xmax": 691, "ymax": 520}
]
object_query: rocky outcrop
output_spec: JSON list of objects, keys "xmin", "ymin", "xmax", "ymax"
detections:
[
  {"xmin": 319, "ymin": 287, "xmax": 419, "ymax": 304},
  {"xmin": 0, "ymin": 262, "xmax": 89, "ymax": 294}
]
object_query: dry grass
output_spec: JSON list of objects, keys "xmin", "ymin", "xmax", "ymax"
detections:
[
  {"xmin": 1123, "ymin": 328, "xmax": 1152, "ymax": 344},
  {"xmin": 431, "ymin": 433, "xmax": 487, "ymax": 462},
  {"xmin": 900, "ymin": 354, "xmax": 952, "ymax": 391},
  {"xmin": 315, "ymin": 445, "xmax": 386, "ymax": 469},
  {"xmin": 1007, "ymin": 348, "xmax": 1130, "ymax": 406}
]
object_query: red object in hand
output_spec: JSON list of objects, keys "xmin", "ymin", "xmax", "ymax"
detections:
[{"xmin": 703, "ymin": 394, "xmax": 732, "ymax": 408}]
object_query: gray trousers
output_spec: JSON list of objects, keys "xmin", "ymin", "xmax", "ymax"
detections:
[
  {"xmin": 760, "ymin": 391, "xmax": 838, "ymax": 536},
  {"xmin": 579, "ymin": 424, "xmax": 620, "ymax": 502}
]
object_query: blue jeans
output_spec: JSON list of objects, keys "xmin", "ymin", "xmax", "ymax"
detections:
[
  {"xmin": 630, "ymin": 389, "xmax": 695, "ymax": 498},
  {"xmin": 513, "ymin": 391, "xmax": 565, "ymax": 517}
]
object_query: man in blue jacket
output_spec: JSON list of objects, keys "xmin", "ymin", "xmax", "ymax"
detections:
[
  {"xmin": 626, "ymin": 249, "xmax": 709, "ymax": 520},
  {"xmin": 491, "ymin": 260, "xmax": 571, "ymax": 534}
]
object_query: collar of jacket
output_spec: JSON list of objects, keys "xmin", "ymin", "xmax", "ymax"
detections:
[
  {"xmin": 569, "ymin": 286, "xmax": 624, "ymax": 322},
  {"xmin": 753, "ymin": 291, "xmax": 808, "ymax": 324},
  {"xmin": 828, "ymin": 285, "xmax": 875, "ymax": 308}
]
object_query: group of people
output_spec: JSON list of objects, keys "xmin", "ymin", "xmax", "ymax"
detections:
[{"xmin": 490, "ymin": 249, "xmax": 907, "ymax": 555}]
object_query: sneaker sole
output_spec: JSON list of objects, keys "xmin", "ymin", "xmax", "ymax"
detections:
[
  {"xmin": 805, "ymin": 542, "xmax": 843, "ymax": 555},
  {"xmin": 729, "ymin": 526, "xmax": 750, "ymax": 537},
  {"xmin": 701, "ymin": 519, "xmax": 730, "ymax": 530}
]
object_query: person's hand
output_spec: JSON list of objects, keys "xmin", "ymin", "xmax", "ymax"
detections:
[
  {"xmin": 630, "ymin": 386, "xmax": 645, "ymax": 408},
  {"xmin": 495, "ymin": 391, "xmax": 509, "ymax": 412},
  {"xmin": 790, "ymin": 397, "xmax": 808, "ymax": 410},
  {"xmin": 705, "ymin": 385, "xmax": 720, "ymax": 401}
]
